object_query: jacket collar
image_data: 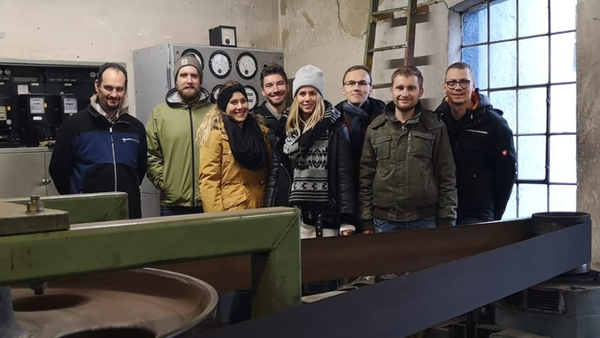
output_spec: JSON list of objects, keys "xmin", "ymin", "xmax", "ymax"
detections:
[
  {"xmin": 89, "ymin": 94, "xmax": 129, "ymax": 123},
  {"xmin": 371, "ymin": 101, "xmax": 438, "ymax": 130}
]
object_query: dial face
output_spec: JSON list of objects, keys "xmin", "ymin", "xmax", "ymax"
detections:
[
  {"xmin": 221, "ymin": 27, "xmax": 236, "ymax": 46},
  {"xmin": 211, "ymin": 85, "xmax": 223, "ymax": 104},
  {"xmin": 209, "ymin": 51, "xmax": 232, "ymax": 79},
  {"xmin": 236, "ymin": 53, "xmax": 258, "ymax": 80},
  {"xmin": 244, "ymin": 85, "xmax": 259, "ymax": 110},
  {"xmin": 181, "ymin": 49, "xmax": 204, "ymax": 70}
]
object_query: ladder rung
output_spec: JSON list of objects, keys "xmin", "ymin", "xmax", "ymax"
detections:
[
  {"xmin": 370, "ymin": 5, "xmax": 429, "ymax": 22},
  {"xmin": 371, "ymin": 6, "xmax": 409, "ymax": 22},
  {"xmin": 367, "ymin": 44, "xmax": 407, "ymax": 54},
  {"xmin": 372, "ymin": 83, "xmax": 391, "ymax": 90}
]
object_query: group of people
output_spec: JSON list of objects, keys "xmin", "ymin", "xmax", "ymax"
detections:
[{"xmin": 48, "ymin": 56, "xmax": 517, "ymax": 322}]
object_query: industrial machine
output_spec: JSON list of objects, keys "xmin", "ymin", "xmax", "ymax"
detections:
[
  {"xmin": 132, "ymin": 44, "xmax": 284, "ymax": 217},
  {"xmin": 496, "ymin": 271, "xmax": 600, "ymax": 338},
  {"xmin": 0, "ymin": 194, "xmax": 591, "ymax": 338}
]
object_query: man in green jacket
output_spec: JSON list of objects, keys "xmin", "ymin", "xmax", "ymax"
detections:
[
  {"xmin": 146, "ymin": 55, "xmax": 214, "ymax": 216},
  {"xmin": 359, "ymin": 66, "xmax": 457, "ymax": 232}
]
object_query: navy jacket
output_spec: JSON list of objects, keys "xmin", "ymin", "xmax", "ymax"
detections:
[{"xmin": 49, "ymin": 104, "xmax": 147, "ymax": 218}]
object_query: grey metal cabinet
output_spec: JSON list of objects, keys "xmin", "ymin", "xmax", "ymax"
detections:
[{"xmin": 0, "ymin": 148, "xmax": 58, "ymax": 198}]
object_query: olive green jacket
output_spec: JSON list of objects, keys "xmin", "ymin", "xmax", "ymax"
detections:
[
  {"xmin": 359, "ymin": 102, "xmax": 457, "ymax": 230},
  {"xmin": 146, "ymin": 88, "xmax": 214, "ymax": 207}
]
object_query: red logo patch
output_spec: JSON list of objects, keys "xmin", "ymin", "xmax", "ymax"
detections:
[{"xmin": 501, "ymin": 150, "xmax": 508, "ymax": 157}]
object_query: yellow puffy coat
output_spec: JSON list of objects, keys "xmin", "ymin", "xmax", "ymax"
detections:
[{"xmin": 199, "ymin": 121, "xmax": 270, "ymax": 212}]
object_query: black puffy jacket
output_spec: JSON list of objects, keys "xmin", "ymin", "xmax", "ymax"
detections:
[
  {"xmin": 436, "ymin": 92, "xmax": 517, "ymax": 221},
  {"xmin": 264, "ymin": 113, "xmax": 359, "ymax": 230}
]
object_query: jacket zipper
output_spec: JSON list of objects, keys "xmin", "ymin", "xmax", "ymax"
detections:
[
  {"xmin": 188, "ymin": 106, "xmax": 196, "ymax": 206},
  {"xmin": 109, "ymin": 126, "xmax": 118, "ymax": 192}
]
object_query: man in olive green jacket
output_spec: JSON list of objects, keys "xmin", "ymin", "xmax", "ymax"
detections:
[
  {"xmin": 146, "ymin": 55, "xmax": 214, "ymax": 216},
  {"xmin": 359, "ymin": 66, "xmax": 457, "ymax": 232}
]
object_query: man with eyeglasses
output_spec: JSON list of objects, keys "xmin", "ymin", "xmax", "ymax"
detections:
[
  {"xmin": 436, "ymin": 62, "xmax": 516, "ymax": 225},
  {"xmin": 336, "ymin": 66, "xmax": 384, "ymax": 233}
]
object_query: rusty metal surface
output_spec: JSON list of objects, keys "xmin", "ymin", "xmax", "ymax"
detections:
[
  {"xmin": 11, "ymin": 269, "xmax": 218, "ymax": 338},
  {"xmin": 162, "ymin": 219, "xmax": 531, "ymax": 292},
  {"xmin": 199, "ymin": 219, "xmax": 590, "ymax": 338}
]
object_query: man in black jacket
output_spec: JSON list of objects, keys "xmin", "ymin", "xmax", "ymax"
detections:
[
  {"xmin": 436, "ymin": 62, "xmax": 516, "ymax": 225},
  {"xmin": 336, "ymin": 65, "xmax": 384, "ymax": 233},
  {"xmin": 336, "ymin": 65, "xmax": 385, "ymax": 171},
  {"xmin": 49, "ymin": 63, "xmax": 147, "ymax": 219},
  {"xmin": 252, "ymin": 63, "xmax": 289, "ymax": 132}
]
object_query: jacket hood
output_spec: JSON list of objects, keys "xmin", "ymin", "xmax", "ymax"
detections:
[
  {"xmin": 165, "ymin": 87, "xmax": 211, "ymax": 109},
  {"xmin": 436, "ymin": 89, "xmax": 500, "ymax": 118}
]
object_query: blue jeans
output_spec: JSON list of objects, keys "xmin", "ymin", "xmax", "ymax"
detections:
[
  {"xmin": 160, "ymin": 206, "xmax": 204, "ymax": 216},
  {"xmin": 374, "ymin": 217, "xmax": 436, "ymax": 233}
]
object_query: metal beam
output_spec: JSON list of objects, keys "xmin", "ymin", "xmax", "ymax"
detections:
[
  {"xmin": 4, "ymin": 192, "xmax": 129, "ymax": 224},
  {"xmin": 0, "ymin": 207, "xmax": 302, "ymax": 317}
]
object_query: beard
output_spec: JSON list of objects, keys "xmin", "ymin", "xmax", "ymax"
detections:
[{"xmin": 178, "ymin": 87, "xmax": 200, "ymax": 103}]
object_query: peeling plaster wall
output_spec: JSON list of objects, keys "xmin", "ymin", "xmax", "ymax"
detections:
[
  {"xmin": 0, "ymin": 0, "xmax": 280, "ymax": 115},
  {"xmin": 577, "ymin": 0, "xmax": 600, "ymax": 267},
  {"xmin": 280, "ymin": 0, "xmax": 369, "ymax": 104},
  {"xmin": 280, "ymin": 0, "xmax": 452, "ymax": 107}
]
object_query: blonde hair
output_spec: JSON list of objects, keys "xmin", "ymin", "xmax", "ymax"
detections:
[
  {"xmin": 286, "ymin": 90, "xmax": 325, "ymax": 134},
  {"xmin": 196, "ymin": 81, "xmax": 239, "ymax": 146}
]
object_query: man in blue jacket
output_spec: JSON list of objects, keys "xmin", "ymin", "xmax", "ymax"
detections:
[
  {"xmin": 49, "ymin": 63, "xmax": 147, "ymax": 218},
  {"xmin": 436, "ymin": 62, "xmax": 517, "ymax": 225}
]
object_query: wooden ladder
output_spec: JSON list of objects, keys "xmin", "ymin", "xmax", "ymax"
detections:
[{"xmin": 363, "ymin": 0, "xmax": 429, "ymax": 89}]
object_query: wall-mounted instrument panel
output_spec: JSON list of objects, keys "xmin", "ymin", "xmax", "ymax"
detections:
[{"xmin": 0, "ymin": 62, "xmax": 98, "ymax": 148}]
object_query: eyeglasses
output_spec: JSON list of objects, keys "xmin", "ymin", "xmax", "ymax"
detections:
[
  {"xmin": 343, "ymin": 81, "xmax": 371, "ymax": 88},
  {"xmin": 445, "ymin": 79, "xmax": 471, "ymax": 89}
]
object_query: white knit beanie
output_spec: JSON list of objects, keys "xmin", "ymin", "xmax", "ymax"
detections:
[{"xmin": 293, "ymin": 65, "xmax": 324, "ymax": 97}]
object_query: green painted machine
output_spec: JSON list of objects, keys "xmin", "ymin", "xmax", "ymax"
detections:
[{"xmin": 0, "ymin": 193, "xmax": 301, "ymax": 337}]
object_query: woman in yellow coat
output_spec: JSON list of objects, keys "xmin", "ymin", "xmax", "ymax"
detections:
[
  {"xmin": 196, "ymin": 80, "xmax": 270, "ymax": 325},
  {"xmin": 197, "ymin": 81, "xmax": 270, "ymax": 212}
]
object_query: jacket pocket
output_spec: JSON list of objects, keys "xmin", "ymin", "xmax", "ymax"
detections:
[
  {"xmin": 372, "ymin": 135, "xmax": 391, "ymax": 160},
  {"xmin": 411, "ymin": 131, "xmax": 435, "ymax": 159},
  {"xmin": 222, "ymin": 186, "xmax": 249, "ymax": 210}
]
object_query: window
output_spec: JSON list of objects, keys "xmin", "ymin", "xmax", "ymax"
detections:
[{"xmin": 461, "ymin": 0, "xmax": 577, "ymax": 218}]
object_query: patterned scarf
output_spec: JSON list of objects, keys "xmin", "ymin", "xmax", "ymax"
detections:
[{"xmin": 284, "ymin": 104, "xmax": 340, "ymax": 204}]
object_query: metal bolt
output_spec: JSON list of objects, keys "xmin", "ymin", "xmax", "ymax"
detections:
[
  {"xmin": 30, "ymin": 281, "xmax": 47, "ymax": 296},
  {"xmin": 26, "ymin": 195, "xmax": 45, "ymax": 213}
]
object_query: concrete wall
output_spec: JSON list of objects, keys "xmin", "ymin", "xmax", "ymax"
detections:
[
  {"xmin": 281, "ymin": 0, "xmax": 452, "ymax": 108},
  {"xmin": 279, "ymin": 0, "xmax": 368, "ymax": 104},
  {"xmin": 576, "ymin": 0, "xmax": 600, "ymax": 267},
  {"xmin": 0, "ymin": 0, "xmax": 280, "ymax": 115}
]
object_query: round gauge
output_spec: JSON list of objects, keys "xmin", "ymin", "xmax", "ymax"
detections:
[
  {"xmin": 211, "ymin": 84, "xmax": 223, "ymax": 104},
  {"xmin": 181, "ymin": 48, "xmax": 205, "ymax": 70},
  {"xmin": 236, "ymin": 52, "xmax": 258, "ymax": 80},
  {"xmin": 209, "ymin": 51, "xmax": 232, "ymax": 79},
  {"xmin": 89, "ymin": 71, "xmax": 96, "ymax": 79},
  {"xmin": 244, "ymin": 85, "xmax": 259, "ymax": 110},
  {"xmin": 4, "ymin": 69, "xmax": 11, "ymax": 75}
]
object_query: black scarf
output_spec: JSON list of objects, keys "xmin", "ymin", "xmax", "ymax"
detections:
[{"xmin": 223, "ymin": 114, "xmax": 267, "ymax": 171}]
